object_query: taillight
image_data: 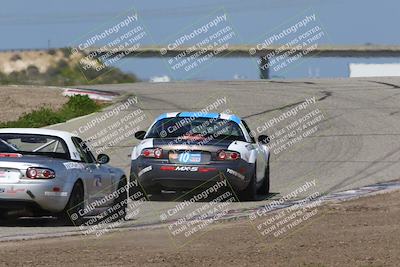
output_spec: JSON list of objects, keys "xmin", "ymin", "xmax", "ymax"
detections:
[
  {"xmin": 141, "ymin": 148, "xmax": 163, "ymax": 158},
  {"xmin": 0, "ymin": 153, "xmax": 23, "ymax": 158},
  {"xmin": 217, "ymin": 150, "xmax": 240, "ymax": 160},
  {"xmin": 26, "ymin": 167, "xmax": 56, "ymax": 179}
]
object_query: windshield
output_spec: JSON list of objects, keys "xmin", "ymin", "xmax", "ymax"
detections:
[
  {"xmin": 0, "ymin": 133, "xmax": 70, "ymax": 160},
  {"xmin": 146, "ymin": 117, "xmax": 246, "ymax": 141}
]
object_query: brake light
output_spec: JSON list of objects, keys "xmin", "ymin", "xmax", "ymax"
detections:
[
  {"xmin": 141, "ymin": 148, "xmax": 163, "ymax": 158},
  {"xmin": 217, "ymin": 150, "xmax": 240, "ymax": 160},
  {"xmin": 0, "ymin": 153, "xmax": 23, "ymax": 158},
  {"xmin": 26, "ymin": 167, "xmax": 56, "ymax": 179}
]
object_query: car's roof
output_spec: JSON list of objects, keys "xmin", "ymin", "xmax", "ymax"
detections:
[
  {"xmin": 0, "ymin": 128, "xmax": 78, "ymax": 140},
  {"xmin": 155, "ymin": 112, "xmax": 242, "ymax": 125}
]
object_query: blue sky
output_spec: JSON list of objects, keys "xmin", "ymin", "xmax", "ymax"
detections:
[{"xmin": 1, "ymin": 0, "xmax": 399, "ymax": 80}]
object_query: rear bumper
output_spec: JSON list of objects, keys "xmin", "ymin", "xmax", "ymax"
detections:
[
  {"xmin": 130, "ymin": 158, "xmax": 254, "ymax": 192},
  {"xmin": 0, "ymin": 199, "xmax": 45, "ymax": 215},
  {"xmin": 0, "ymin": 182, "xmax": 70, "ymax": 213}
]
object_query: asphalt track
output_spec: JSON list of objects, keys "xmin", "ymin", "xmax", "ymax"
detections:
[{"xmin": 1, "ymin": 77, "xmax": 400, "ymax": 240}]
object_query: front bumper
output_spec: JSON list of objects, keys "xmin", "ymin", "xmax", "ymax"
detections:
[
  {"xmin": 0, "ymin": 181, "xmax": 71, "ymax": 213},
  {"xmin": 130, "ymin": 158, "xmax": 254, "ymax": 192}
]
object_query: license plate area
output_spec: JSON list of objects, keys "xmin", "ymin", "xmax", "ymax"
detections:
[
  {"xmin": 169, "ymin": 151, "xmax": 210, "ymax": 164},
  {"xmin": 0, "ymin": 168, "xmax": 21, "ymax": 183}
]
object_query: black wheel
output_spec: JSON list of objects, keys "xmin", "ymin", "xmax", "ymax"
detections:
[
  {"xmin": 112, "ymin": 177, "xmax": 128, "ymax": 221},
  {"xmin": 60, "ymin": 181, "xmax": 85, "ymax": 226},
  {"xmin": 0, "ymin": 210, "xmax": 7, "ymax": 221},
  {"xmin": 257, "ymin": 160, "xmax": 270, "ymax": 195},
  {"xmin": 128, "ymin": 176, "xmax": 148, "ymax": 201},
  {"xmin": 144, "ymin": 185, "xmax": 162, "ymax": 201},
  {"xmin": 238, "ymin": 169, "xmax": 257, "ymax": 201}
]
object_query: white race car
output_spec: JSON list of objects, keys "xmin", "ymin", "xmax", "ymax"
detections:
[{"xmin": 0, "ymin": 128, "xmax": 127, "ymax": 224}]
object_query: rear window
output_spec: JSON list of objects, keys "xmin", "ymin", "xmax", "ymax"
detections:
[
  {"xmin": 146, "ymin": 117, "xmax": 246, "ymax": 141},
  {"xmin": 0, "ymin": 133, "xmax": 70, "ymax": 160},
  {"xmin": 0, "ymin": 139, "xmax": 16, "ymax": 153}
]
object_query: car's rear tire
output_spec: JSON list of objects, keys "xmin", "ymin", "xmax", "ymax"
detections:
[
  {"xmin": 257, "ymin": 160, "xmax": 270, "ymax": 195},
  {"xmin": 60, "ymin": 181, "xmax": 85, "ymax": 226},
  {"xmin": 238, "ymin": 170, "xmax": 257, "ymax": 201},
  {"xmin": 0, "ymin": 210, "xmax": 7, "ymax": 221},
  {"xmin": 147, "ymin": 185, "xmax": 162, "ymax": 195},
  {"xmin": 128, "ymin": 177, "xmax": 148, "ymax": 201}
]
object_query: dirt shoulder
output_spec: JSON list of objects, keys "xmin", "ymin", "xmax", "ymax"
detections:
[
  {"xmin": 0, "ymin": 85, "xmax": 67, "ymax": 122},
  {"xmin": 0, "ymin": 190, "xmax": 399, "ymax": 267}
]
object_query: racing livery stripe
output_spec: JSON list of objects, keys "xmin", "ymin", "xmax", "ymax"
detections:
[
  {"xmin": 155, "ymin": 112, "xmax": 179, "ymax": 121},
  {"xmin": 154, "ymin": 112, "xmax": 242, "ymax": 125},
  {"xmin": 177, "ymin": 112, "xmax": 219, "ymax": 119},
  {"xmin": 155, "ymin": 113, "xmax": 167, "ymax": 121},
  {"xmin": 219, "ymin": 113, "xmax": 241, "ymax": 125}
]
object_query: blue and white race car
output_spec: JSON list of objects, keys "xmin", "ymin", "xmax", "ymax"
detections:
[{"xmin": 130, "ymin": 112, "xmax": 270, "ymax": 200}]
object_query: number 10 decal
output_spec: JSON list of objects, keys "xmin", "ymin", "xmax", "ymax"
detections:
[{"xmin": 179, "ymin": 152, "xmax": 190, "ymax": 163}]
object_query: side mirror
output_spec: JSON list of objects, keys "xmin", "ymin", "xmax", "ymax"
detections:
[
  {"xmin": 134, "ymin": 131, "xmax": 146, "ymax": 140},
  {"xmin": 97, "ymin": 154, "xmax": 110, "ymax": 164},
  {"xmin": 258, "ymin": 135, "xmax": 270, "ymax": 144}
]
